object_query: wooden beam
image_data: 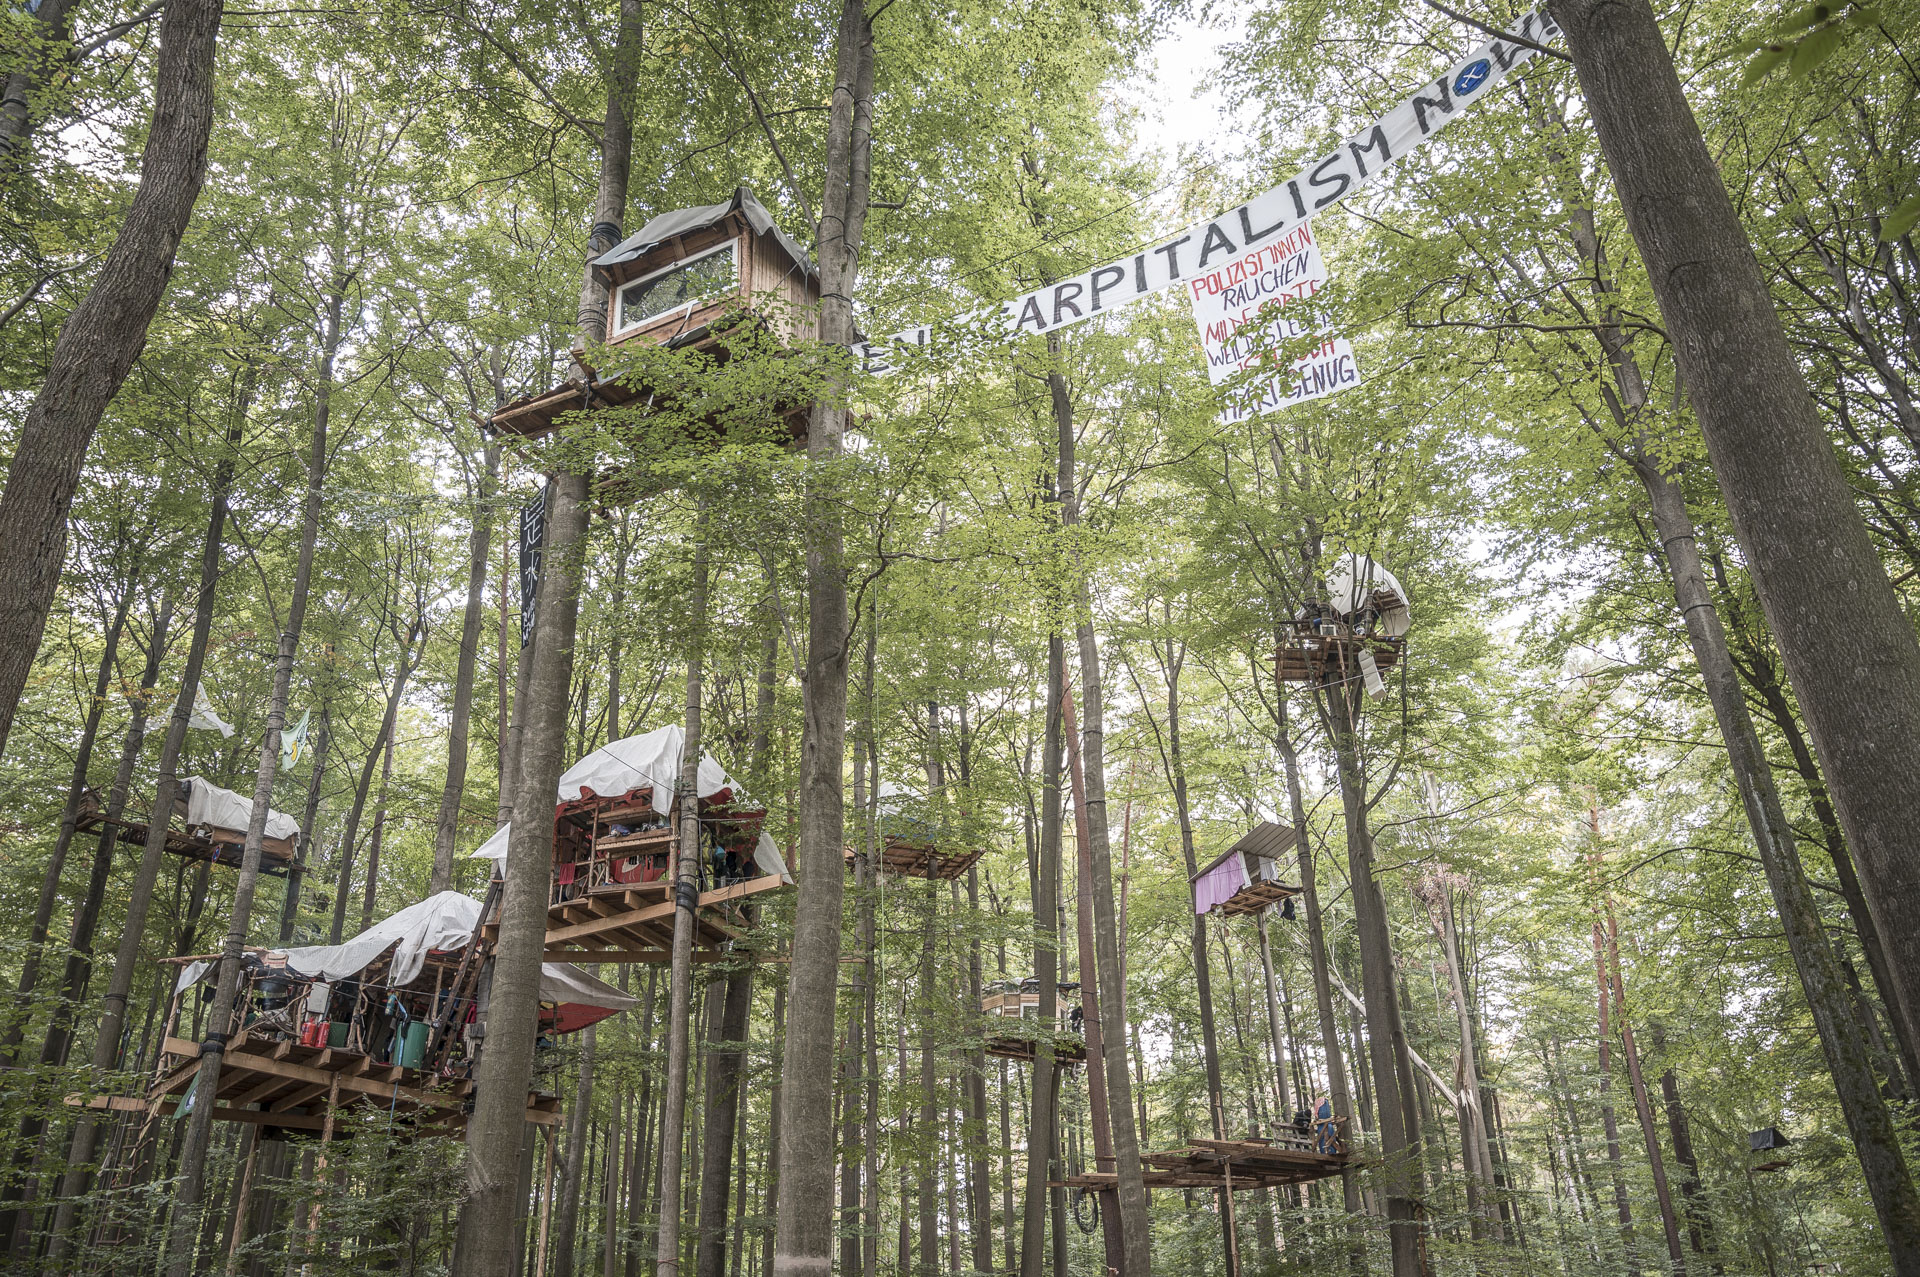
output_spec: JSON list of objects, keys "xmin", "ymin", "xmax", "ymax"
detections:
[{"xmin": 156, "ymin": 1037, "xmax": 458, "ymax": 1111}]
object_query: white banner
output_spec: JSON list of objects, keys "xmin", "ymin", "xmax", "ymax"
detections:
[
  {"xmin": 1190, "ymin": 221, "xmax": 1359, "ymax": 420},
  {"xmin": 851, "ymin": 9, "xmax": 1560, "ymax": 375}
]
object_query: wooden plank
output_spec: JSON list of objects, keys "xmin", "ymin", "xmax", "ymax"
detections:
[
  {"xmin": 155, "ymin": 1037, "xmax": 458, "ymax": 1111},
  {"xmin": 543, "ymin": 873, "xmax": 783, "ymax": 946}
]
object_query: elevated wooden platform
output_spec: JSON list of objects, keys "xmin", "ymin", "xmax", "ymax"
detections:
[
  {"xmin": 77, "ymin": 1035, "xmax": 560, "ymax": 1135},
  {"xmin": 1275, "ymin": 587, "xmax": 1408, "ymax": 685},
  {"xmin": 849, "ymin": 837, "xmax": 984, "ymax": 881},
  {"xmin": 515, "ymin": 872, "xmax": 786, "ymax": 961},
  {"xmin": 1056, "ymin": 1137, "xmax": 1349, "ymax": 1190},
  {"xmin": 75, "ymin": 792, "xmax": 295, "ymax": 875},
  {"xmin": 1215, "ymin": 878, "xmax": 1300, "ymax": 918},
  {"xmin": 984, "ymin": 1034, "xmax": 1086, "ymax": 1064}
]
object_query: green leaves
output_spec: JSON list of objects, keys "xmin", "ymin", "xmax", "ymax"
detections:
[
  {"xmin": 1883, "ymin": 193, "xmax": 1920, "ymax": 242},
  {"xmin": 1738, "ymin": 1, "xmax": 1875, "ymax": 84}
]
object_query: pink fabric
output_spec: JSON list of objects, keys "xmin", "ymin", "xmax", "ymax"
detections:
[{"xmin": 1194, "ymin": 855, "xmax": 1249, "ymax": 915}]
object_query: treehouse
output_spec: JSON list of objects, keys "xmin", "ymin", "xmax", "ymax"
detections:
[
  {"xmin": 488, "ymin": 186, "xmax": 818, "ymax": 445},
  {"xmin": 76, "ymin": 775, "xmax": 300, "ymax": 875},
  {"xmin": 1060, "ymin": 1130, "xmax": 1353, "ymax": 1193},
  {"xmin": 1191, "ymin": 821, "xmax": 1302, "ymax": 919},
  {"xmin": 77, "ymin": 893, "xmax": 634, "ymax": 1137},
  {"xmin": 845, "ymin": 779, "xmax": 986, "ymax": 881},
  {"xmin": 981, "ymin": 978, "xmax": 1086, "ymax": 1064},
  {"xmin": 1276, "ymin": 553, "xmax": 1411, "ymax": 689},
  {"xmin": 472, "ymin": 724, "xmax": 790, "ymax": 964}
]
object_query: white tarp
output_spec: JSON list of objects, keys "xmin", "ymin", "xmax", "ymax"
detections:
[
  {"xmin": 540, "ymin": 962, "xmax": 640, "ymax": 1012},
  {"xmin": 180, "ymin": 775, "xmax": 300, "ymax": 846},
  {"xmin": 187, "ymin": 684, "xmax": 234, "ymax": 738},
  {"xmin": 1324, "ymin": 554, "xmax": 1412, "ymax": 637},
  {"xmin": 851, "ymin": 10, "xmax": 1561, "ymax": 373},
  {"xmin": 471, "ymin": 725, "xmax": 791, "ymax": 880},
  {"xmin": 277, "ymin": 890, "xmax": 483, "ymax": 987}
]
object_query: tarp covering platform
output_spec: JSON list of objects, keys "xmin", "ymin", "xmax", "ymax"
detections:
[{"xmin": 75, "ymin": 777, "xmax": 300, "ymax": 874}]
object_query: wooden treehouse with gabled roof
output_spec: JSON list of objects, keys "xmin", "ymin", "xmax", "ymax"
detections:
[
  {"xmin": 1191, "ymin": 821, "xmax": 1303, "ymax": 919},
  {"xmin": 1277, "ymin": 553, "xmax": 1411, "ymax": 690},
  {"xmin": 474, "ymin": 725, "xmax": 791, "ymax": 964},
  {"xmin": 487, "ymin": 186, "xmax": 819, "ymax": 446},
  {"xmin": 77, "ymin": 775, "xmax": 301, "ymax": 876}
]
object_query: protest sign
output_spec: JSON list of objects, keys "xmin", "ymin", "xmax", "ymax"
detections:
[{"xmin": 850, "ymin": 9, "xmax": 1560, "ymax": 375}]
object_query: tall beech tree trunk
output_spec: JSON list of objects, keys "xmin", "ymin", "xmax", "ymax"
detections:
[
  {"xmin": 1140, "ymin": 634, "xmax": 1237, "ymax": 1273},
  {"xmin": 432, "ymin": 443, "xmax": 501, "ymax": 894},
  {"xmin": 655, "ymin": 510, "xmax": 709, "ymax": 1277},
  {"xmin": 1050, "ymin": 347, "xmax": 1151, "ymax": 1277},
  {"xmin": 46, "ymin": 409, "xmax": 240, "ymax": 1260},
  {"xmin": 770, "ymin": 3, "xmax": 871, "ymax": 1272},
  {"xmin": 360, "ymin": 727, "xmax": 398, "ymax": 932},
  {"xmin": 456, "ymin": 463, "xmax": 588, "ymax": 1275},
  {"xmin": 1555, "ymin": 0, "xmax": 1920, "ymax": 1062},
  {"xmin": 0, "ymin": 0, "xmax": 223, "ymax": 761},
  {"xmin": 281, "ymin": 679, "xmax": 330, "ymax": 942},
  {"xmin": 329, "ymin": 617, "xmax": 423, "ymax": 943},
  {"xmin": 166, "ymin": 286, "xmax": 338, "ymax": 1276},
  {"xmin": 1018, "ymin": 633, "xmax": 1065, "ymax": 1277},
  {"xmin": 1319, "ymin": 675, "xmax": 1426, "ymax": 1277}
]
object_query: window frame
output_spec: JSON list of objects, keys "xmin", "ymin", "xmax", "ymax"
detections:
[{"xmin": 612, "ymin": 239, "xmax": 741, "ymax": 338}]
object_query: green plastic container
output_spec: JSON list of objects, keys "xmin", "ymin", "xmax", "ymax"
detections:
[
  {"xmin": 400, "ymin": 1021, "xmax": 429, "ymax": 1070},
  {"xmin": 327, "ymin": 1021, "xmax": 347, "ymax": 1049}
]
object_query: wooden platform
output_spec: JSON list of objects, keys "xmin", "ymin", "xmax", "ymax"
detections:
[
  {"xmin": 75, "ymin": 794, "xmax": 296, "ymax": 875},
  {"xmin": 1214, "ymin": 878, "xmax": 1301, "ymax": 918},
  {"xmin": 984, "ymin": 1034, "xmax": 1086, "ymax": 1064},
  {"xmin": 1056, "ymin": 1137, "xmax": 1349, "ymax": 1190},
  {"xmin": 512, "ymin": 872, "xmax": 786, "ymax": 961},
  {"xmin": 83, "ymin": 1035, "xmax": 560, "ymax": 1135},
  {"xmin": 1274, "ymin": 632, "xmax": 1404, "ymax": 684},
  {"xmin": 850, "ymin": 837, "xmax": 984, "ymax": 881}
]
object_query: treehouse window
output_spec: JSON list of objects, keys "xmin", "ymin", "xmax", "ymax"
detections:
[{"xmin": 616, "ymin": 241, "xmax": 738, "ymax": 333}]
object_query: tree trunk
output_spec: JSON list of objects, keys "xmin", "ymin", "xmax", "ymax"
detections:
[
  {"xmin": 360, "ymin": 726, "xmax": 398, "ymax": 932},
  {"xmin": 0, "ymin": 0, "xmax": 223, "ymax": 761},
  {"xmin": 1018, "ymin": 638, "xmax": 1066, "ymax": 1277},
  {"xmin": 1320, "ymin": 676, "xmax": 1425, "ymax": 1277},
  {"xmin": 1051, "ymin": 351, "xmax": 1150, "ymax": 1277},
  {"xmin": 456, "ymin": 461, "xmax": 588, "ymax": 1276},
  {"xmin": 45, "ymin": 407, "xmax": 239, "ymax": 1260},
  {"xmin": 432, "ymin": 443, "xmax": 501, "ymax": 894},
  {"xmin": 1555, "ymin": 0, "xmax": 1920, "ymax": 1062},
  {"xmin": 655, "ymin": 507, "xmax": 709, "ymax": 1277},
  {"xmin": 770, "ymin": 1, "xmax": 870, "ymax": 1271},
  {"xmin": 165, "ymin": 276, "xmax": 338, "ymax": 1276}
]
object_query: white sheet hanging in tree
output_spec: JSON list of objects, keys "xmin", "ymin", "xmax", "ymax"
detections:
[{"xmin": 180, "ymin": 775, "xmax": 300, "ymax": 846}]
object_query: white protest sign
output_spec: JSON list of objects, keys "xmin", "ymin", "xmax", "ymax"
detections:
[
  {"xmin": 850, "ymin": 9, "xmax": 1561, "ymax": 375},
  {"xmin": 1186, "ymin": 221, "xmax": 1359, "ymax": 419}
]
